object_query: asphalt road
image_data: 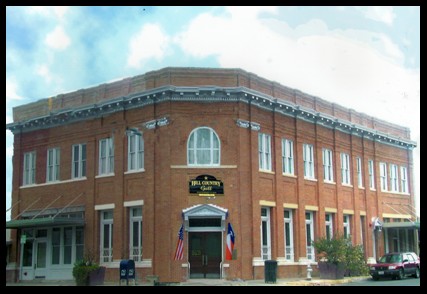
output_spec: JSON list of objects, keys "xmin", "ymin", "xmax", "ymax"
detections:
[{"xmin": 336, "ymin": 277, "xmax": 420, "ymax": 286}]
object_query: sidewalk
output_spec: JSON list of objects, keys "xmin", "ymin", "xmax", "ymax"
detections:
[{"xmin": 6, "ymin": 276, "xmax": 370, "ymax": 286}]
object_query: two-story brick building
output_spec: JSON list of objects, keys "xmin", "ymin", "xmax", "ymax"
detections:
[{"xmin": 6, "ymin": 67, "xmax": 418, "ymax": 283}]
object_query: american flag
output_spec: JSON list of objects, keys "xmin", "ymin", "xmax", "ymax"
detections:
[{"xmin": 174, "ymin": 224, "xmax": 184, "ymax": 260}]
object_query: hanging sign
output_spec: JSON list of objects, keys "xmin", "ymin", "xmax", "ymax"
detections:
[{"xmin": 189, "ymin": 175, "xmax": 224, "ymax": 196}]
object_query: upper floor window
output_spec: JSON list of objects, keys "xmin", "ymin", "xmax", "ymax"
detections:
[
  {"xmin": 188, "ymin": 127, "xmax": 220, "ymax": 166},
  {"xmin": 379, "ymin": 162, "xmax": 388, "ymax": 191},
  {"xmin": 400, "ymin": 166, "xmax": 408, "ymax": 193},
  {"xmin": 303, "ymin": 144, "xmax": 315, "ymax": 179},
  {"xmin": 72, "ymin": 144, "xmax": 86, "ymax": 179},
  {"xmin": 259, "ymin": 133, "xmax": 272, "ymax": 171},
  {"xmin": 23, "ymin": 151, "xmax": 36, "ymax": 186},
  {"xmin": 341, "ymin": 153, "xmax": 351, "ymax": 185},
  {"xmin": 390, "ymin": 164, "xmax": 399, "ymax": 192},
  {"xmin": 128, "ymin": 133, "xmax": 144, "ymax": 171},
  {"xmin": 368, "ymin": 160, "xmax": 375, "ymax": 189},
  {"xmin": 282, "ymin": 139, "xmax": 294, "ymax": 175},
  {"xmin": 322, "ymin": 148, "xmax": 334, "ymax": 182},
  {"xmin": 356, "ymin": 157, "xmax": 363, "ymax": 188},
  {"xmin": 99, "ymin": 138, "xmax": 114, "ymax": 175},
  {"xmin": 47, "ymin": 148, "xmax": 60, "ymax": 182}
]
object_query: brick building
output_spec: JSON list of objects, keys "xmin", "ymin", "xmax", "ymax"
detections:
[{"xmin": 6, "ymin": 67, "xmax": 418, "ymax": 283}]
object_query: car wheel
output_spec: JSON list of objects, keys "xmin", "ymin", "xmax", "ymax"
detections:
[
  {"xmin": 372, "ymin": 276, "xmax": 379, "ymax": 281},
  {"xmin": 397, "ymin": 269, "xmax": 404, "ymax": 280},
  {"xmin": 413, "ymin": 268, "xmax": 420, "ymax": 279}
]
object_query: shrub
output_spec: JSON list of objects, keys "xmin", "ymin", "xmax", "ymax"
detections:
[
  {"xmin": 345, "ymin": 243, "xmax": 369, "ymax": 276},
  {"xmin": 72, "ymin": 251, "xmax": 100, "ymax": 286}
]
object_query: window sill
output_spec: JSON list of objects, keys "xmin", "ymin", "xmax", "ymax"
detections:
[
  {"xmin": 380, "ymin": 190, "xmax": 411, "ymax": 196},
  {"xmin": 323, "ymin": 181, "xmax": 336, "ymax": 185},
  {"xmin": 342, "ymin": 183, "xmax": 353, "ymax": 188},
  {"xmin": 95, "ymin": 173, "xmax": 115, "ymax": 179},
  {"xmin": 358, "ymin": 186, "xmax": 365, "ymax": 189},
  {"xmin": 259, "ymin": 170, "xmax": 275, "ymax": 175},
  {"xmin": 304, "ymin": 177, "xmax": 317, "ymax": 182},
  {"xmin": 124, "ymin": 169, "xmax": 145, "ymax": 175},
  {"xmin": 282, "ymin": 173, "xmax": 297, "ymax": 178},
  {"xmin": 370, "ymin": 188, "xmax": 377, "ymax": 191},
  {"xmin": 20, "ymin": 177, "xmax": 87, "ymax": 189}
]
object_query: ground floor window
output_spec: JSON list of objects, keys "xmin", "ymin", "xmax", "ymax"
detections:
[
  {"xmin": 284, "ymin": 209, "xmax": 294, "ymax": 261},
  {"xmin": 261, "ymin": 207, "xmax": 271, "ymax": 260},
  {"xmin": 305, "ymin": 211, "xmax": 315, "ymax": 261},
  {"xmin": 129, "ymin": 207, "xmax": 143, "ymax": 262},
  {"xmin": 101, "ymin": 210, "xmax": 114, "ymax": 263}
]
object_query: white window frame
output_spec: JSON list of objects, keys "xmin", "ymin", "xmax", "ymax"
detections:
[
  {"xmin": 282, "ymin": 139, "xmax": 294, "ymax": 175},
  {"xmin": 341, "ymin": 153, "xmax": 351, "ymax": 185},
  {"xmin": 46, "ymin": 148, "xmax": 60, "ymax": 182},
  {"xmin": 303, "ymin": 144, "xmax": 315, "ymax": 179},
  {"xmin": 390, "ymin": 164, "xmax": 399, "ymax": 192},
  {"xmin": 128, "ymin": 133, "xmax": 144, "ymax": 171},
  {"xmin": 187, "ymin": 127, "xmax": 220, "ymax": 166},
  {"xmin": 72, "ymin": 144, "xmax": 86, "ymax": 179},
  {"xmin": 259, "ymin": 133, "xmax": 272, "ymax": 171},
  {"xmin": 379, "ymin": 162, "xmax": 388, "ymax": 191},
  {"xmin": 100, "ymin": 210, "xmax": 114, "ymax": 263},
  {"xmin": 284, "ymin": 209, "xmax": 294, "ymax": 261},
  {"xmin": 368, "ymin": 160, "xmax": 375, "ymax": 189},
  {"xmin": 261, "ymin": 207, "xmax": 271, "ymax": 260},
  {"xmin": 23, "ymin": 151, "xmax": 36, "ymax": 186},
  {"xmin": 322, "ymin": 148, "xmax": 334, "ymax": 182},
  {"xmin": 325, "ymin": 213, "xmax": 333, "ymax": 240},
  {"xmin": 99, "ymin": 138, "xmax": 114, "ymax": 175},
  {"xmin": 343, "ymin": 215, "xmax": 351, "ymax": 239},
  {"xmin": 400, "ymin": 166, "xmax": 408, "ymax": 193},
  {"xmin": 356, "ymin": 157, "xmax": 363, "ymax": 188},
  {"xmin": 305, "ymin": 211, "xmax": 315, "ymax": 261},
  {"xmin": 129, "ymin": 207, "xmax": 143, "ymax": 262}
]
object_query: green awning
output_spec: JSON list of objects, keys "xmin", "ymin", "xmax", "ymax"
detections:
[
  {"xmin": 6, "ymin": 218, "xmax": 85, "ymax": 229},
  {"xmin": 383, "ymin": 221, "xmax": 420, "ymax": 229}
]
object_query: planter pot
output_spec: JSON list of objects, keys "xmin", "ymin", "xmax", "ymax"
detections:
[
  {"xmin": 88, "ymin": 266, "xmax": 106, "ymax": 286},
  {"xmin": 318, "ymin": 262, "xmax": 345, "ymax": 279}
]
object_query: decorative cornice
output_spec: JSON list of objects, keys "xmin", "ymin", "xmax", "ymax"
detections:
[{"xmin": 6, "ymin": 86, "xmax": 416, "ymax": 149}]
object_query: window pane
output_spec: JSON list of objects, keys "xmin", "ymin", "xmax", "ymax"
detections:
[
  {"xmin": 132, "ymin": 222, "xmax": 139, "ymax": 247},
  {"xmin": 51, "ymin": 228, "xmax": 60, "ymax": 265},
  {"xmin": 197, "ymin": 129, "xmax": 211, "ymax": 148},
  {"xmin": 76, "ymin": 227, "xmax": 84, "ymax": 262},
  {"xmin": 262, "ymin": 221, "xmax": 268, "ymax": 246},
  {"xmin": 285, "ymin": 223, "xmax": 290, "ymax": 246},
  {"xmin": 103, "ymin": 224, "xmax": 110, "ymax": 248},
  {"xmin": 63, "ymin": 227, "xmax": 72, "ymax": 264}
]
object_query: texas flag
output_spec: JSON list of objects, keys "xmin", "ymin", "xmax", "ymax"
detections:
[{"xmin": 226, "ymin": 222, "xmax": 235, "ymax": 260}]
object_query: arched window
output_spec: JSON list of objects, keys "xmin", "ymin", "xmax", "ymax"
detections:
[{"xmin": 187, "ymin": 127, "xmax": 220, "ymax": 166}]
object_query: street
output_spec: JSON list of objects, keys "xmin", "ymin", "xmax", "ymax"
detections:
[{"xmin": 336, "ymin": 277, "xmax": 420, "ymax": 286}]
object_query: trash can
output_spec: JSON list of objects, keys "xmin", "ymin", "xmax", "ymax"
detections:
[
  {"xmin": 264, "ymin": 260, "xmax": 277, "ymax": 283},
  {"xmin": 120, "ymin": 260, "xmax": 136, "ymax": 285}
]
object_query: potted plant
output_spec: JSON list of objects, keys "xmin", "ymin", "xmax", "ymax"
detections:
[
  {"xmin": 72, "ymin": 251, "xmax": 106, "ymax": 286},
  {"xmin": 312, "ymin": 234, "xmax": 347, "ymax": 279}
]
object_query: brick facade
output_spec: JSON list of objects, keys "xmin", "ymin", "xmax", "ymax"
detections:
[{"xmin": 7, "ymin": 67, "xmax": 417, "ymax": 282}]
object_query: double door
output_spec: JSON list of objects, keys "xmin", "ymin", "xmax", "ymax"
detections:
[{"xmin": 189, "ymin": 232, "xmax": 221, "ymax": 279}]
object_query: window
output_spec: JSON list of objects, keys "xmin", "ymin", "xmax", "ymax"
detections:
[
  {"xmin": 306, "ymin": 212, "xmax": 315, "ymax": 261},
  {"xmin": 356, "ymin": 157, "xmax": 363, "ymax": 187},
  {"xmin": 75, "ymin": 227, "xmax": 84, "ymax": 262},
  {"xmin": 50, "ymin": 226, "xmax": 84, "ymax": 266},
  {"xmin": 282, "ymin": 139, "xmax": 294, "ymax": 175},
  {"xmin": 303, "ymin": 144, "xmax": 315, "ymax": 179},
  {"xmin": 322, "ymin": 148, "xmax": 334, "ymax": 182},
  {"xmin": 343, "ymin": 215, "xmax": 351, "ymax": 239},
  {"xmin": 390, "ymin": 164, "xmax": 399, "ymax": 192},
  {"xmin": 128, "ymin": 133, "xmax": 144, "ymax": 171},
  {"xmin": 261, "ymin": 207, "xmax": 271, "ymax": 260},
  {"xmin": 360, "ymin": 216, "xmax": 365, "ymax": 252},
  {"xmin": 258, "ymin": 133, "xmax": 272, "ymax": 171},
  {"xmin": 188, "ymin": 127, "xmax": 220, "ymax": 166},
  {"xmin": 284, "ymin": 209, "xmax": 294, "ymax": 261},
  {"xmin": 47, "ymin": 148, "xmax": 60, "ymax": 182},
  {"xmin": 23, "ymin": 151, "xmax": 36, "ymax": 185},
  {"xmin": 63, "ymin": 227, "xmax": 73, "ymax": 264},
  {"xmin": 51, "ymin": 228, "xmax": 61, "ymax": 265},
  {"xmin": 130, "ymin": 207, "xmax": 143, "ymax": 262},
  {"xmin": 379, "ymin": 162, "xmax": 388, "ymax": 191},
  {"xmin": 368, "ymin": 160, "xmax": 375, "ymax": 189},
  {"xmin": 99, "ymin": 138, "xmax": 114, "ymax": 175},
  {"xmin": 341, "ymin": 153, "xmax": 351, "ymax": 185},
  {"xmin": 72, "ymin": 144, "xmax": 86, "ymax": 179},
  {"xmin": 400, "ymin": 166, "xmax": 408, "ymax": 193},
  {"xmin": 325, "ymin": 213, "xmax": 333, "ymax": 240},
  {"xmin": 101, "ymin": 210, "xmax": 114, "ymax": 263}
]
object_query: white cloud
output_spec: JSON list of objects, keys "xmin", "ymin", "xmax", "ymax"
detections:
[
  {"xmin": 37, "ymin": 64, "xmax": 53, "ymax": 83},
  {"xmin": 45, "ymin": 26, "xmax": 71, "ymax": 50},
  {"xmin": 6, "ymin": 79, "xmax": 22, "ymax": 101},
  {"xmin": 127, "ymin": 24, "xmax": 169, "ymax": 69},
  {"xmin": 360, "ymin": 6, "xmax": 396, "ymax": 26},
  {"xmin": 25, "ymin": 6, "xmax": 69, "ymax": 19}
]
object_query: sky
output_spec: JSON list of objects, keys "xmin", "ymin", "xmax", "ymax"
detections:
[{"xmin": 6, "ymin": 6, "xmax": 420, "ymax": 220}]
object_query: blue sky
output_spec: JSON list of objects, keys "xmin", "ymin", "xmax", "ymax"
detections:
[{"xmin": 6, "ymin": 6, "xmax": 420, "ymax": 220}]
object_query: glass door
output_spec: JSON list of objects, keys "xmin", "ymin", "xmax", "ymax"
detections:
[{"xmin": 34, "ymin": 229, "xmax": 48, "ymax": 278}]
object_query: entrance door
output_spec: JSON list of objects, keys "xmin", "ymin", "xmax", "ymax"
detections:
[
  {"xmin": 189, "ymin": 232, "xmax": 221, "ymax": 278},
  {"xmin": 34, "ymin": 229, "xmax": 48, "ymax": 278}
]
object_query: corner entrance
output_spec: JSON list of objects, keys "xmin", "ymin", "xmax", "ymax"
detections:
[{"xmin": 189, "ymin": 232, "xmax": 221, "ymax": 278}]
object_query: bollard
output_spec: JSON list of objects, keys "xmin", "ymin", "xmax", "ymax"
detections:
[{"xmin": 306, "ymin": 263, "xmax": 312, "ymax": 281}]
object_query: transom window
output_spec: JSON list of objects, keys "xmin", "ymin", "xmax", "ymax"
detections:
[{"xmin": 187, "ymin": 127, "xmax": 220, "ymax": 166}]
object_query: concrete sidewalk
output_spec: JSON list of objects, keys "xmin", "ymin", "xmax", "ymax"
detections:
[{"xmin": 6, "ymin": 276, "xmax": 370, "ymax": 286}]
